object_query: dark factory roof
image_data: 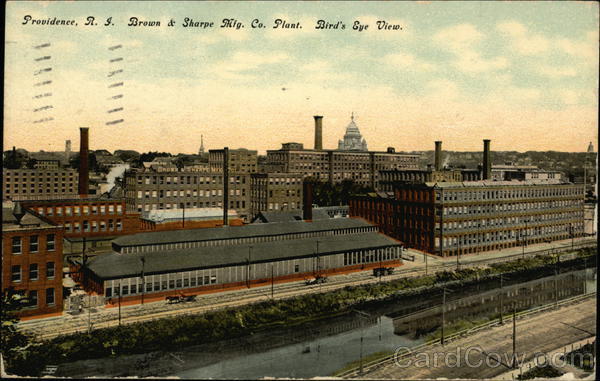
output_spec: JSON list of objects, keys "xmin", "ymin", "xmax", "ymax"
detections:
[
  {"xmin": 88, "ymin": 232, "xmax": 400, "ymax": 280},
  {"xmin": 112, "ymin": 217, "xmax": 374, "ymax": 248},
  {"xmin": 252, "ymin": 209, "xmax": 330, "ymax": 223}
]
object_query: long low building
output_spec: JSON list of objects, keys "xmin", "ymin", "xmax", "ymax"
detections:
[
  {"xmin": 112, "ymin": 218, "xmax": 378, "ymax": 253},
  {"xmin": 79, "ymin": 230, "xmax": 403, "ymax": 303}
]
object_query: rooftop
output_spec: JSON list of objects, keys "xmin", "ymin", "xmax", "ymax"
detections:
[
  {"xmin": 112, "ymin": 217, "xmax": 374, "ymax": 247},
  {"xmin": 141, "ymin": 208, "xmax": 238, "ymax": 223},
  {"xmin": 89, "ymin": 232, "xmax": 400, "ymax": 280}
]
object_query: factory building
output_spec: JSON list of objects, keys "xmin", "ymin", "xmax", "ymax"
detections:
[
  {"xmin": 265, "ymin": 116, "xmax": 420, "ymax": 187},
  {"xmin": 3, "ymin": 168, "xmax": 79, "ymax": 201},
  {"xmin": 209, "ymin": 148, "xmax": 258, "ymax": 173},
  {"xmin": 2, "ymin": 203, "xmax": 64, "ymax": 318},
  {"xmin": 350, "ymin": 140, "xmax": 585, "ymax": 257},
  {"xmin": 76, "ymin": 218, "xmax": 402, "ymax": 304},
  {"xmin": 250, "ymin": 172, "xmax": 304, "ymax": 219}
]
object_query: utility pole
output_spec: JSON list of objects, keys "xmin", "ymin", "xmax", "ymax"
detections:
[
  {"xmin": 583, "ymin": 256, "xmax": 587, "ymax": 294},
  {"xmin": 247, "ymin": 246, "xmax": 252, "ymax": 289},
  {"xmin": 182, "ymin": 203, "xmax": 185, "ymax": 228},
  {"xmin": 140, "ymin": 256, "xmax": 145, "ymax": 305},
  {"xmin": 522, "ymin": 220, "xmax": 528, "ymax": 259},
  {"xmin": 441, "ymin": 287, "xmax": 446, "ymax": 346},
  {"xmin": 499, "ymin": 273, "xmax": 504, "ymax": 325},
  {"xmin": 456, "ymin": 238, "xmax": 460, "ymax": 271},
  {"xmin": 424, "ymin": 252, "xmax": 428, "ymax": 275},
  {"xmin": 554, "ymin": 257, "xmax": 559, "ymax": 308},
  {"xmin": 117, "ymin": 280, "xmax": 122, "ymax": 326},
  {"xmin": 512, "ymin": 303, "xmax": 517, "ymax": 369},
  {"xmin": 271, "ymin": 264, "xmax": 274, "ymax": 300}
]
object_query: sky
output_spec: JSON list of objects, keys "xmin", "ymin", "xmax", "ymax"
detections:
[{"xmin": 4, "ymin": 1, "xmax": 598, "ymax": 154}]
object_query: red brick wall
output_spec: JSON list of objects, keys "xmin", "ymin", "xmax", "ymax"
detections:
[{"xmin": 2, "ymin": 227, "xmax": 64, "ymax": 317}]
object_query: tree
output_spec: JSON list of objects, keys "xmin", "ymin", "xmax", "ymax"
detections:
[{"xmin": 1, "ymin": 288, "xmax": 32, "ymax": 370}]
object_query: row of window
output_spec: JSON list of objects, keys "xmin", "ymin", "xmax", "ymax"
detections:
[
  {"xmin": 5, "ymin": 188, "xmax": 75, "ymax": 194},
  {"xmin": 11, "ymin": 234, "xmax": 55, "ymax": 254},
  {"xmin": 36, "ymin": 204, "xmax": 122, "ymax": 217},
  {"xmin": 11, "ymin": 262, "xmax": 56, "ymax": 282},
  {"xmin": 136, "ymin": 200, "xmax": 246, "ymax": 212},
  {"xmin": 442, "ymin": 200, "xmax": 581, "ymax": 216},
  {"xmin": 135, "ymin": 175, "xmax": 248, "ymax": 185},
  {"xmin": 437, "ymin": 187, "xmax": 582, "ymax": 202},
  {"xmin": 64, "ymin": 219, "xmax": 122, "ymax": 233},
  {"xmin": 440, "ymin": 212, "xmax": 583, "ymax": 231},
  {"xmin": 137, "ymin": 189, "xmax": 247, "ymax": 198}
]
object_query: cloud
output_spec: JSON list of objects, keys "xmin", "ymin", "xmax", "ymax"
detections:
[
  {"xmin": 383, "ymin": 52, "xmax": 436, "ymax": 71},
  {"xmin": 209, "ymin": 50, "xmax": 290, "ymax": 80},
  {"xmin": 538, "ymin": 65, "xmax": 578, "ymax": 78},
  {"xmin": 433, "ymin": 23, "xmax": 483, "ymax": 52},
  {"xmin": 434, "ymin": 23, "xmax": 508, "ymax": 74},
  {"xmin": 497, "ymin": 20, "xmax": 550, "ymax": 55}
]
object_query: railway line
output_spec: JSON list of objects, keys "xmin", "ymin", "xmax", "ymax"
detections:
[{"xmin": 19, "ymin": 239, "xmax": 596, "ymax": 340}]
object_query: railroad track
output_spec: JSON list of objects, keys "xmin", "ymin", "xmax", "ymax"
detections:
[
  {"xmin": 335, "ymin": 292, "xmax": 597, "ymax": 378},
  {"xmin": 20, "ymin": 241, "xmax": 596, "ymax": 340}
]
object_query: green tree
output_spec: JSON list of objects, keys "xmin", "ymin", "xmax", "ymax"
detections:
[{"xmin": 1, "ymin": 288, "xmax": 32, "ymax": 371}]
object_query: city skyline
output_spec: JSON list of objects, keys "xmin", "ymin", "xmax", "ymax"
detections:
[{"xmin": 4, "ymin": 1, "xmax": 598, "ymax": 154}]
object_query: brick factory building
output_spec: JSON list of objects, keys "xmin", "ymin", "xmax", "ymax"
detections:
[
  {"xmin": 209, "ymin": 148, "xmax": 258, "ymax": 173},
  {"xmin": 349, "ymin": 179, "xmax": 585, "ymax": 257},
  {"xmin": 75, "ymin": 218, "xmax": 402, "ymax": 305},
  {"xmin": 3, "ymin": 168, "xmax": 79, "ymax": 201},
  {"xmin": 265, "ymin": 116, "xmax": 420, "ymax": 187},
  {"xmin": 2, "ymin": 203, "xmax": 64, "ymax": 318},
  {"xmin": 250, "ymin": 173, "xmax": 304, "ymax": 219}
]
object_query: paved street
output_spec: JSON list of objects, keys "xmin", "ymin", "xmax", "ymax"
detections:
[{"xmin": 364, "ymin": 297, "xmax": 596, "ymax": 379}]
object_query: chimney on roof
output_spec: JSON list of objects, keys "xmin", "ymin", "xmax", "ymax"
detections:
[
  {"xmin": 303, "ymin": 180, "xmax": 313, "ymax": 221},
  {"xmin": 78, "ymin": 127, "xmax": 90, "ymax": 197},
  {"xmin": 482, "ymin": 139, "xmax": 491, "ymax": 180},
  {"xmin": 13, "ymin": 202, "xmax": 25, "ymax": 222},
  {"xmin": 223, "ymin": 147, "xmax": 229, "ymax": 226},
  {"xmin": 434, "ymin": 141, "xmax": 442, "ymax": 171},
  {"xmin": 314, "ymin": 116, "xmax": 323, "ymax": 150}
]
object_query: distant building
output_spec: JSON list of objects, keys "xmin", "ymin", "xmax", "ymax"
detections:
[
  {"xmin": 2, "ymin": 203, "xmax": 64, "ymax": 318},
  {"xmin": 199, "ymin": 134, "xmax": 205, "ymax": 155},
  {"xmin": 587, "ymin": 142, "xmax": 594, "ymax": 153},
  {"xmin": 491, "ymin": 163, "xmax": 563, "ymax": 181},
  {"xmin": 266, "ymin": 116, "xmax": 420, "ymax": 187},
  {"xmin": 139, "ymin": 207, "xmax": 243, "ymax": 231},
  {"xmin": 250, "ymin": 173, "xmax": 303, "ymax": 219},
  {"xmin": 3, "ymin": 168, "xmax": 79, "ymax": 201},
  {"xmin": 209, "ymin": 148, "xmax": 258, "ymax": 173},
  {"xmin": 338, "ymin": 114, "xmax": 368, "ymax": 151},
  {"xmin": 32, "ymin": 159, "xmax": 61, "ymax": 170}
]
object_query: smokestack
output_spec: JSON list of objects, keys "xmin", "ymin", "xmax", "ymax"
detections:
[
  {"xmin": 482, "ymin": 139, "xmax": 491, "ymax": 180},
  {"xmin": 78, "ymin": 128, "xmax": 89, "ymax": 197},
  {"xmin": 303, "ymin": 180, "xmax": 313, "ymax": 221},
  {"xmin": 314, "ymin": 115, "xmax": 323, "ymax": 150},
  {"xmin": 223, "ymin": 147, "xmax": 229, "ymax": 226},
  {"xmin": 65, "ymin": 140, "xmax": 71, "ymax": 163},
  {"xmin": 434, "ymin": 141, "xmax": 442, "ymax": 171}
]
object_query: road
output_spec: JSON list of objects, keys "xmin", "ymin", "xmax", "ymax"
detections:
[
  {"xmin": 18, "ymin": 236, "xmax": 596, "ymax": 340},
  {"xmin": 363, "ymin": 297, "xmax": 596, "ymax": 379}
]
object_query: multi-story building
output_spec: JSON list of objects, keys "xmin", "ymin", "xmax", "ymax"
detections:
[
  {"xmin": 209, "ymin": 148, "xmax": 258, "ymax": 173},
  {"xmin": 350, "ymin": 179, "xmax": 585, "ymax": 257},
  {"xmin": 266, "ymin": 144, "xmax": 420, "ymax": 187},
  {"xmin": 250, "ymin": 173, "xmax": 303, "ymax": 219},
  {"xmin": 3, "ymin": 168, "xmax": 79, "ymax": 201},
  {"xmin": 2, "ymin": 203, "xmax": 64, "ymax": 318},
  {"xmin": 123, "ymin": 168, "xmax": 252, "ymax": 221},
  {"xmin": 338, "ymin": 114, "xmax": 368, "ymax": 151},
  {"xmin": 491, "ymin": 164, "xmax": 564, "ymax": 181},
  {"xmin": 21, "ymin": 198, "xmax": 141, "ymax": 239}
]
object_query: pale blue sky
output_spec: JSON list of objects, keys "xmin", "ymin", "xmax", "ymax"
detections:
[{"xmin": 5, "ymin": 1, "xmax": 598, "ymax": 153}]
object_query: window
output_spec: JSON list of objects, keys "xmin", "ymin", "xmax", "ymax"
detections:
[
  {"xmin": 12, "ymin": 237, "xmax": 22, "ymax": 254},
  {"xmin": 11, "ymin": 265, "xmax": 21, "ymax": 282},
  {"xmin": 169, "ymin": 279, "xmax": 175, "ymax": 289},
  {"xmin": 29, "ymin": 264, "xmax": 39, "ymax": 280},
  {"xmin": 210, "ymin": 275, "xmax": 217, "ymax": 284},
  {"xmin": 106, "ymin": 287, "xmax": 112, "ymax": 298},
  {"xmin": 294, "ymin": 264, "xmax": 299, "ymax": 273},
  {"xmin": 46, "ymin": 262, "xmax": 55, "ymax": 278},
  {"xmin": 46, "ymin": 288, "xmax": 55, "ymax": 305},
  {"xmin": 29, "ymin": 236, "xmax": 39, "ymax": 253},
  {"xmin": 28, "ymin": 290, "xmax": 38, "ymax": 308},
  {"xmin": 46, "ymin": 234, "xmax": 55, "ymax": 251},
  {"xmin": 122, "ymin": 285, "xmax": 129, "ymax": 295}
]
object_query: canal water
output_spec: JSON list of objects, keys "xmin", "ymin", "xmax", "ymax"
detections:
[{"xmin": 174, "ymin": 268, "xmax": 596, "ymax": 379}]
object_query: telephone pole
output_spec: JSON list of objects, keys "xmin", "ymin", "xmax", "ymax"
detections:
[
  {"xmin": 441, "ymin": 287, "xmax": 447, "ymax": 346},
  {"xmin": 499, "ymin": 273, "xmax": 504, "ymax": 325},
  {"xmin": 512, "ymin": 303, "xmax": 517, "ymax": 369}
]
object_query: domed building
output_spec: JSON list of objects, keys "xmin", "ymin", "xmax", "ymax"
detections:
[{"xmin": 338, "ymin": 113, "xmax": 368, "ymax": 151}]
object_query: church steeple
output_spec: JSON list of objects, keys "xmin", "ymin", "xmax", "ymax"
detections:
[{"xmin": 199, "ymin": 135, "xmax": 205, "ymax": 155}]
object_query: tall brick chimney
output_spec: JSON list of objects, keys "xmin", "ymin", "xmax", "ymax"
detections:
[
  {"xmin": 78, "ymin": 127, "xmax": 89, "ymax": 197},
  {"xmin": 482, "ymin": 139, "xmax": 491, "ymax": 180},
  {"xmin": 303, "ymin": 180, "xmax": 313, "ymax": 221},
  {"xmin": 314, "ymin": 115, "xmax": 323, "ymax": 150},
  {"xmin": 434, "ymin": 141, "xmax": 442, "ymax": 171}
]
